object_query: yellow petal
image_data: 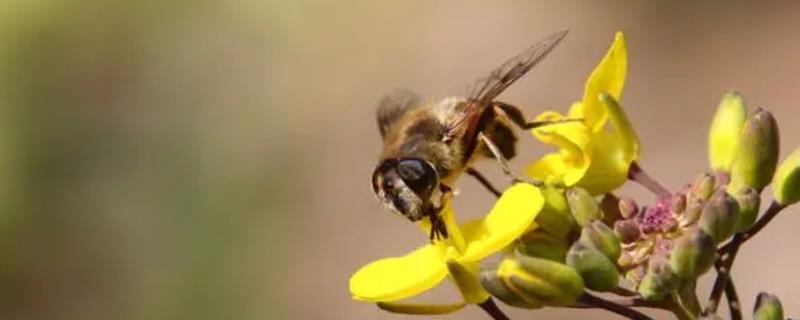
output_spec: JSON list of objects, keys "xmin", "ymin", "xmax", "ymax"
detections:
[
  {"xmin": 529, "ymin": 112, "xmax": 592, "ymax": 186},
  {"xmin": 575, "ymin": 130, "xmax": 631, "ymax": 194},
  {"xmin": 458, "ymin": 184, "xmax": 545, "ymax": 262},
  {"xmin": 350, "ymin": 245, "xmax": 448, "ymax": 302},
  {"xmin": 602, "ymin": 92, "xmax": 640, "ymax": 160},
  {"xmin": 582, "ymin": 32, "xmax": 627, "ymax": 132},
  {"xmin": 377, "ymin": 301, "xmax": 467, "ymax": 315}
]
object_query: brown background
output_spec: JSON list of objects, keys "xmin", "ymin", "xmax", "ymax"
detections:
[{"xmin": 0, "ymin": 1, "xmax": 798, "ymax": 319}]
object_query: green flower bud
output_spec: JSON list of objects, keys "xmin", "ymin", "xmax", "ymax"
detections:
[
  {"xmin": 699, "ymin": 191, "xmax": 740, "ymax": 243},
  {"xmin": 753, "ymin": 292, "xmax": 784, "ymax": 320},
  {"xmin": 691, "ymin": 173, "xmax": 717, "ymax": 201},
  {"xmin": 670, "ymin": 228, "xmax": 716, "ymax": 279},
  {"xmin": 773, "ymin": 148, "xmax": 800, "ymax": 206},
  {"xmin": 480, "ymin": 268, "xmax": 541, "ymax": 309},
  {"xmin": 671, "ymin": 193, "xmax": 687, "ymax": 214},
  {"xmin": 533, "ymin": 186, "xmax": 577, "ymax": 241},
  {"xmin": 518, "ymin": 230, "xmax": 569, "ymax": 262},
  {"xmin": 566, "ymin": 244, "xmax": 620, "ymax": 292},
  {"xmin": 728, "ymin": 108, "xmax": 780, "ymax": 193},
  {"xmin": 709, "ymin": 90, "xmax": 747, "ymax": 172},
  {"xmin": 679, "ymin": 196, "xmax": 705, "ymax": 228},
  {"xmin": 509, "ymin": 255, "xmax": 585, "ymax": 306},
  {"xmin": 614, "ymin": 219, "xmax": 640, "ymax": 243},
  {"xmin": 732, "ymin": 186, "xmax": 760, "ymax": 232},
  {"xmin": 638, "ymin": 255, "xmax": 680, "ymax": 301},
  {"xmin": 618, "ymin": 197, "xmax": 639, "ymax": 219},
  {"xmin": 567, "ymin": 187, "xmax": 603, "ymax": 227},
  {"xmin": 579, "ymin": 221, "xmax": 622, "ymax": 261}
]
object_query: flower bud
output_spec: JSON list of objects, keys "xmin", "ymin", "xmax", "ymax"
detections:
[
  {"xmin": 618, "ymin": 197, "xmax": 639, "ymax": 219},
  {"xmin": 670, "ymin": 228, "xmax": 716, "ymax": 279},
  {"xmin": 534, "ymin": 186, "xmax": 577, "ymax": 240},
  {"xmin": 614, "ymin": 219, "xmax": 640, "ymax": 243},
  {"xmin": 566, "ymin": 244, "xmax": 620, "ymax": 292},
  {"xmin": 753, "ymin": 292, "xmax": 784, "ymax": 320},
  {"xmin": 579, "ymin": 221, "xmax": 621, "ymax": 261},
  {"xmin": 518, "ymin": 230, "xmax": 569, "ymax": 262},
  {"xmin": 692, "ymin": 173, "xmax": 717, "ymax": 201},
  {"xmin": 773, "ymin": 148, "xmax": 800, "ymax": 206},
  {"xmin": 638, "ymin": 255, "xmax": 680, "ymax": 301},
  {"xmin": 507, "ymin": 255, "xmax": 585, "ymax": 306},
  {"xmin": 480, "ymin": 268, "xmax": 542, "ymax": 309},
  {"xmin": 679, "ymin": 196, "xmax": 704, "ymax": 227},
  {"xmin": 732, "ymin": 186, "xmax": 760, "ymax": 232},
  {"xmin": 671, "ymin": 193, "xmax": 687, "ymax": 214},
  {"xmin": 709, "ymin": 90, "xmax": 747, "ymax": 172},
  {"xmin": 728, "ymin": 108, "xmax": 780, "ymax": 193},
  {"xmin": 567, "ymin": 187, "xmax": 603, "ymax": 227},
  {"xmin": 699, "ymin": 191, "xmax": 740, "ymax": 243}
]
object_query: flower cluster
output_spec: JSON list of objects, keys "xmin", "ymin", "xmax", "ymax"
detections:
[{"xmin": 350, "ymin": 32, "xmax": 800, "ymax": 320}]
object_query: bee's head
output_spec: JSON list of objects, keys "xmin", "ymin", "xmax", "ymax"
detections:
[{"xmin": 372, "ymin": 157, "xmax": 440, "ymax": 221}]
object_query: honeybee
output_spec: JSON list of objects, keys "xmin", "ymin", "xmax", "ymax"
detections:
[{"xmin": 372, "ymin": 30, "xmax": 570, "ymax": 241}]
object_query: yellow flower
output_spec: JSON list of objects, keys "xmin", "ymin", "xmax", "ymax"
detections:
[
  {"xmin": 349, "ymin": 184, "xmax": 545, "ymax": 314},
  {"xmin": 527, "ymin": 32, "xmax": 639, "ymax": 195}
]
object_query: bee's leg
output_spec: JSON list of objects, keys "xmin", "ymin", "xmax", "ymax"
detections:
[
  {"xmin": 466, "ymin": 167, "xmax": 502, "ymax": 198},
  {"xmin": 493, "ymin": 101, "xmax": 582, "ymax": 129},
  {"xmin": 478, "ymin": 132, "xmax": 540, "ymax": 186}
]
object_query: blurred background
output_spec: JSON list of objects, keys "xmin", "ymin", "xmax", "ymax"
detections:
[{"xmin": 0, "ymin": 0, "xmax": 798, "ymax": 319}]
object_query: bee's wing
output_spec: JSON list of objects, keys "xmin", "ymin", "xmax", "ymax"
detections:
[
  {"xmin": 468, "ymin": 29, "xmax": 568, "ymax": 104},
  {"xmin": 376, "ymin": 89, "xmax": 422, "ymax": 139},
  {"xmin": 443, "ymin": 30, "xmax": 567, "ymax": 159}
]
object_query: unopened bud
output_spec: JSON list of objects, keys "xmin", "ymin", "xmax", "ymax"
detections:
[
  {"xmin": 518, "ymin": 230, "xmax": 569, "ymax": 262},
  {"xmin": 513, "ymin": 255, "xmax": 585, "ymax": 306},
  {"xmin": 638, "ymin": 255, "xmax": 680, "ymax": 301},
  {"xmin": 480, "ymin": 267, "xmax": 541, "ymax": 309},
  {"xmin": 753, "ymin": 292, "xmax": 784, "ymax": 320},
  {"xmin": 733, "ymin": 186, "xmax": 760, "ymax": 232},
  {"xmin": 699, "ymin": 191, "xmax": 740, "ymax": 243},
  {"xmin": 567, "ymin": 187, "xmax": 603, "ymax": 227},
  {"xmin": 535, "ymin": 186, "xmax": 577, "ymax": 240},
  {"xmin": 614, "ymin": 219, "xmax": 641, "ymax": 243},
  {"xmin": 566, "ymin": 244, "xmax": 620, "ymax": 292},
  {"xmin": 618, "ymin": 197, "xmax": 639, "ymax": 219},
  {"xmin": 709, "ymin": 90, "xmax": 747, "ymax": 172},
  {"xmin": 670, "ymin": 228, "xmax": 716, "ymax": 279},
  {"xmin": 773, "ymin": 148, "xmax": 800, "ymax": 206},
  {"xmin": 579, "ymin": 221, "xmax": 621, "ymax": 261},
  {"xmin": 692, "ymin": 173, "xmax": 716, "ymax": 201},
  {"xmin": 671, "ymin": 193, "xmax": 687, "ymax": 214},
  {"xmin": 680, "ymin": 196, "xmax": 705, "ymax": 227},
  {"xmin": 728, "ymin": 108, "xmax": 780, "ymax": 193}
]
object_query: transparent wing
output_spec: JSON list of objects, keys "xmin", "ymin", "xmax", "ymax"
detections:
[{"xmin": 468, "ymin": 29, "xmax": 568, "ymax": 103}]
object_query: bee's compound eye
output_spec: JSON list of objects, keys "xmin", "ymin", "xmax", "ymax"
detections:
[{"xmin": 397, "ymin": 158, "xmax": 438, "ymax": 196}]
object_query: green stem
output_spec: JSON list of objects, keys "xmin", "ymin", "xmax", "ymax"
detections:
[
  {"xmin": 578, "ymin": 292, "xmax": 654, "ymax": 320},
  {"xmin": 708, "ymin": 201, "xmax": 785, "ymax": 315}
]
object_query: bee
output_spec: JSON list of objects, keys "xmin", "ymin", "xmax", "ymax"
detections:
[{"xmin": 372, "ymin": 30, "xmax": 570, "ymax": 241}]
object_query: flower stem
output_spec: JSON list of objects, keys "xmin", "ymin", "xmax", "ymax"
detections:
[
  {"xmin": 578, "ymin": 292, "xmax": 654, "ymax": 320},
  {"xmin": 725, "ymin": 277, "xmax": 742, "ymax": 320},
  {"xmin": 477, "ymin": 298, "xmax": 510, "ymax": 320},
  {"xmin": 707, "ymin": 201, "xmax": 785, "ymax": 315},
  {"xmin": 628, "ymin": 162, "xmax": 670, "ymax": 197}
]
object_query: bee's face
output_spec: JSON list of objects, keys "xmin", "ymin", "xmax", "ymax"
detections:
[{"xmin": 372, "ymin": 157, "xmax": 440, "ymax": 221}]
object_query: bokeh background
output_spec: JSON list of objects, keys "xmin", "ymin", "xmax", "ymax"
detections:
[{"xmin": 0, "ymin": 1, "xmax": 799, "ymax": 319}]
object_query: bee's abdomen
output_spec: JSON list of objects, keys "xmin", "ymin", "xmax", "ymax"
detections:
[{"xmin": 480, "ymin": 121, "xmax": 517, "ymax": 160}]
